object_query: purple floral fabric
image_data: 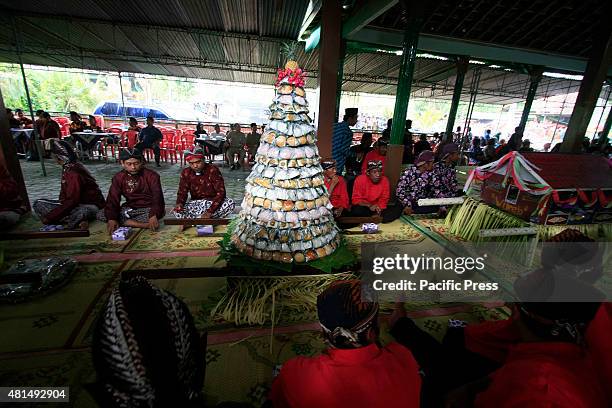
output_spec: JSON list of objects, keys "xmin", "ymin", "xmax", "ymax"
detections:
[
  {"xmin": 433, "ymin": 162, "xmax": 458, "ymax": 198},
  {"xmin": 396, "ymin": 166, "xmax": 444, "ymax": 208}
]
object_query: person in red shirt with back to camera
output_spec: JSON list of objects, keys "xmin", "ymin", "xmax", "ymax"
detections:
[
  {"xmin": 361, "ymin": 138, "xmax": 388, "ymax": 174},
  {"xmin": 172, "ymin": 147, "xmax": 235, "ymax": 231},
  {"xmin": 97, "ymin": 148, "xmax": 165, "ymax": 234},
  {"xmin": 350, "ymin": 160, "xmax": 402, "ymax": 223},
  {"xmin": 321, "ymin": 158, "xmax": 349, "ymax": 217},
  {"xmin": 33, "ymin": 140, "xmax": 105, "ymax": 230},
  {"xmin": 269, "ymin": 279, "xmax": 422, "ymax": 408}
]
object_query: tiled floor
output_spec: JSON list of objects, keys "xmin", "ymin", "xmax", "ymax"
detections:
[{"xmin": 19, "ymin": 157, "xmax": 249, "ymax": 208}]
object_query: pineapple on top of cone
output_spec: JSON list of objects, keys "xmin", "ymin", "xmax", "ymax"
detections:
[{"xmin": 231, "ymin": 49, "xmax": 340, "ymax": 264}]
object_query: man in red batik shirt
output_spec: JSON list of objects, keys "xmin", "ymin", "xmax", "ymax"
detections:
[
  {"xmin": 33, "ymin": 140, "xmax": 105, "ymax": 229},
  {"xmin": 269, "ymin": 280, "xmax": 422, "ymax": 408},
  {"xmin": 321, "ymin": 158, "xmax": 349, "ymax": 217},
  {"xmin": 98, "ymin": 148, "xmax": 165, "ymax": 234},
  {"xmin": 172, "ymin": 147, "xmax": 235, "ymax": 227}
]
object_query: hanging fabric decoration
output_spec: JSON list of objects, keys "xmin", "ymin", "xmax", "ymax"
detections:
[
  {"xmin": 577, "ymin": 189, "xmax": 598, "ymax": 207},
  {"xmin": 552, "ymin": 191, "xmax": 578, "ymax": 206},
  {"xmin": 597, "ymin": 189, "xmax": 612, "ymax": 209},
  {"xmin": 464, "ymin": 151, "xmax": 553, "ymax": 195}
]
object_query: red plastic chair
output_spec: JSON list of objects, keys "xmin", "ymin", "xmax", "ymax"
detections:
[
  {"xmin": 160, "ymin": 131, "xmax": 177, "ymax": 164},
  {"xmin": 60, "ymin": 123, "xmax": 70, "ymax": 137},
  {"xmin": 55, "ymin": 117, "xmax": 69, "ymax": 126},
  {"xmin": 108, "ymin": 127, "xmax": 123, "ymax": 134}
]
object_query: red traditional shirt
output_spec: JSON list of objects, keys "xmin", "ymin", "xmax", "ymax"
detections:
[
  {"xmin": 586, "ymin": 303, "xmax": 612, "ymax": 406},
  {"xmin": 324, "ymin": 175, "xmax": 349, "ymax": 210},
  {"xmin": 352, "ymin": 174, "xmax": 390, "ymax": 209},
  {"xmin": 176, "ymin": 165, "xmax": 226, "ymax": 214},
  {"xmin": 361, "ymin": 150, "xmax": 387, "ymax": 174},
  {"xmin": 0, "ymin": 166, "xmax": 26, "ymax": 214},
  {"xmin": 475, "ymin": 342, "xmax": 607, "ymax": 408},
  {"xmin": 45, "ymin": 163, "xmax": 106, "ymax": 223},
  {"xmin": 104, "ymin": 168, "xmax": 165, "ymax": 221},
  {"xmin": 269, "ymin": 342, "xmax": 421, "ymax": 408},
  {"xmin": 464, "ymin": 318, "xmax": 520, "ymax": 363}
]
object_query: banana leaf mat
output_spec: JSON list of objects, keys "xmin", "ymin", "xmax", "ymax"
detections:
[
  {"xmin": 0, "ymin": 261, "xmax": 123, "ymax": 355},
  {"xmin": 0, "ymin": 303, "xmax": 508, "ymax": 408}
]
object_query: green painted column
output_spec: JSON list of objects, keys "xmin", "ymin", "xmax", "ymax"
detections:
[
  {"xmin": 518, "ymin": 67, "xmax": 543, "ymax": 135},
  {"xmin": 445, "ymin": 57, "xmax": 469, "ymax": 139},
  {"xmin": 389, "ymin": 24, "xmax": 420, "ymax": 145}
]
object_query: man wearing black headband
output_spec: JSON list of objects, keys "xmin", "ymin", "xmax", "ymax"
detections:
[
  {"xmin": 351, "ymin": 160, "xmax": 401, "ymax": 222},
  {"xmin": 321, "ymin": 159, "xmax": 349, "ymax": 217},
  {"xmin": 98, "ymin": 148, "xmax": 165, "ymax": 234},
  {"xmin": 270, "ymin": 280, "xmax": 421, "ymax": 408},
  {"xmin": 33, "ymin": 140, "xmax": 105, "ymax": 229}
]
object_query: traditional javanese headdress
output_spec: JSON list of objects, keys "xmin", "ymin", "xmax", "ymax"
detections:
[
  {"xmin": 321, "ymin": 158, "xmax": 336, "ymax": 170},
  {"xmin": 184, "ymin": 147, "xmax": 205, "ymax": 162},
  {"xmin": 317, "ymin": 280, "xmax": 379, "ymax": 349},
  {"xmin": 92, "ymin": 277, "xmax": 204, "ymax": 407},
  {"xmin": 51, "ymin": 139, "xmax": 78, "ymax": 163},
  {"xmin": 119, "ymin": 148, "xmax": 143, "ymax": 161},
  {"xmin": 366, "ymin": 160, "xmax": 383, "ymax": 173}
]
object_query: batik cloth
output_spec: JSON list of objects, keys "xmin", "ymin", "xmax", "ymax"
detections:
[
  {"xmin": 34, "ymin": 199, "xmax": 99, "ymax": 229},
  {"xmin": 396, "ymin": 166, "xmax": 444, "ymax": 208},
  {"xmin": 97, "ymin": 206, "xmax": 152, "ymax": 224},
  {"xmin": 172, "ymin": 198, "xmax": 235, "ymax": 219},
  {"xmin": 433, "ymin": 161, "xmax": 458, "ymax": 198}
]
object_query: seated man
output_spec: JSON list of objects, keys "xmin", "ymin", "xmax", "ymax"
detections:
[
  {"xmin": 15, "ymin": 109, "xmax": 33, "ymax": 128},
  {"xmin": 361, "ymin": 138, "xmax": 388, "ymax": 174},
  {"xmin": 321, "ymin": 159, "xmax": 349, "ymax": 217},
  {"xmin": 396, "ymin": 150, "xmax": 443, "ymax": 215},
  {"xmin": 128, "ymin": 117, "xmax": 142, "ymax": 133},
  {"xmin": 344, "ymin": 132, "xmax": 372, "ymax": 181},
  {"xmin": 6, "ymin": 108, "xmax": 20, "ymax": 128},
  {"xmin": 172, "ymin": 147, "xmax": 235, "ymax": 225},
  {"xmin": 351, "ymin": 160, "xmax": 401, "ymax": 223},
  {"xmin": 38, "ymin": 112, "xmax": 62, "ymax": 154},
  {"xmin": 226, "ymin": 123, "xmax": 246, "ymax": 170},
  {"xmin": 98, "ymin": 148, "xmax": 165, "ymax": 233},
  {"xmin": 269, "ymin": 280, "xmax": 421, "ymax": 408},
  {"xmin": 0, "ymin": 165, "xmax": 27, "ymax": 230},
  {"xmin": 69, "ymin": 111, "xmax": 87, "ymax": 135},
  {"xmin": 433, "ymin": 143, "xmax": 460, "ymax": 198},
  {"xmin": 33, "ymin": 140, "xmax": 105, "ymax": 230},
  {"xmin": 137, "ymin": 116, "xmax": 163, "ymax": 167}
]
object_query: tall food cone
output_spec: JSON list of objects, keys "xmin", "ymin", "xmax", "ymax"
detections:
[{"xmin": 231, "ymin": 60, "xmax": 341, "ymax": 263}]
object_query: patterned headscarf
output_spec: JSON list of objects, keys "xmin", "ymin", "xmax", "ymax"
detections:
[
  {"xmin": 92, "ymin": 277, "xmax": 204, "ymax": 407},
  {"xmin": 317, "ymin": 280, "xmax": 379, "ymax": 349},
  {"xmin": 442, "ymin": 143, "xmax": 459, "ymax": 159},
  {"xmin": 184, "ymin": 147, "xmax": 205, "ymax": 162},
  {"xmin": 415, "ymin": 150, "xmax": 435, "ymax": 166},
  {"xmin": 51, "ymin": 139, "xmax": 78, "ymax": 163},
  {"xmin": 366, "ymin": 160, "xmax": 383, "ymax": 173},
  {"xmin": 119, "ymin": 148, "xmax": 144, "ymax": 161},
  {"xmin": 321, "ymin": 158, "xmax": 336, "ymax": 170}
]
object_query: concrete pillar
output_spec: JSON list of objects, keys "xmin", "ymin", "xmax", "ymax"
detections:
[
  {"xmin": 316, "ymin": 0, "xmax": 343, "ymax": 160},
  {"xmin": 561, "ymin": 19, "xmax": 612, "ymax": 153},
  {"xmin": 445, "ymin": 57, "xmax": 469, "ymax": 139},
  {"xmin": 334, "ymin": 40, "xmax": 347, "ymax": 123}
]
